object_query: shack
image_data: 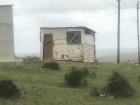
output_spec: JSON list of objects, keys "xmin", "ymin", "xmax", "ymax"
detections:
[{"xmin": 40, "ymin": 27, "xmax": 96, "ymax": 62}]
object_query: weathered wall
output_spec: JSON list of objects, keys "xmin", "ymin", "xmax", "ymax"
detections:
[
  {"xmin": 0, "ymin": 5, "xmax": 15, "ymax": 62},
  {"xmin": 82, "ymin": 32, "xmax": 95, "ymax": 62},
  {"xmin": 83, "ymin": 44, "xmax": 94, "ymax": 62},
  {"xmin": 40, "ymin": 27, "xmax": 95, "ymax": 62}
]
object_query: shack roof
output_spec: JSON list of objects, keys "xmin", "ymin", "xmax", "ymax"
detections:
[{"xmin": 40, "ymin": 26, "xmax": 96, "ymax": 33}]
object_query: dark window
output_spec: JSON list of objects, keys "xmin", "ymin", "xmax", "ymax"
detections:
[
  {"xmin": 85, "ymin": 28, "xmax": 92, "ymax": 35},
  {"xmin": 67, "ymin": 31, "xmax": 81, "ymax": 44}
]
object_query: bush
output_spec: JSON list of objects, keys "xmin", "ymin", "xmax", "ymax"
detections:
[
  {"xmin": 0, "ymin": 80, "xmax": 20, "ymax": 98},
  {"xmin": 106, "ymin": 72, "xmax": 134, "ymax": 98},
  {"xmin": 42, "ymin": 62, "xmax": 60, "ymax": 70},
  {"xmin": 65, "ymin": 67, "xmax": 89, "ymax": 87}
]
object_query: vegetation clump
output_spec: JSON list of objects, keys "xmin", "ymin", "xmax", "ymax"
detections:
[
  {"xmin": 106, "ymin": 72, "xmax": 134, "ymax": 98},
  {"xmin": 65, "ymin": 67, "xmax": 89, "ymax": 87},
  {"xmin": 90, "ymin": 72, "xmax": 134, "ymax": 98},
  {"xmin": 0, "ymin": 80, "xmax": 20, "ymax": 99},
  {"xmin": 42, "ymin": 62, "xmax": 60, "ymax": 70}
]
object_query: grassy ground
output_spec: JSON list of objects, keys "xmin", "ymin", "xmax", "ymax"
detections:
[{"xmin": 0, "ymin": 61, "xmax": 139, "ymax": 105}]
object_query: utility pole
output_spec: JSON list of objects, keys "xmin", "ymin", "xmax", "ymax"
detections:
[
  {"xmin": 137, "ymin": 1, "xmax": 140, "ymax": 64},
  {"xmin": 117, "ymin": 0, "xmax": 121, "ymax": 64}
]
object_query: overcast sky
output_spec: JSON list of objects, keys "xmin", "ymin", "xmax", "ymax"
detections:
[{"xmin": 0, "ymin": 0, "xmax": 139, "ymax": 56}]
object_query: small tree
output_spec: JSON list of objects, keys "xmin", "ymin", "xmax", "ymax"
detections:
[
  {"xmin": 107, "ymin": 72, "xmax": 134, "ymax": 98},
  {"xmin": 0, "ymin": 80, "xmax": 20, "ymax": 98},
  {"xmin": 65, "ymin": 67, "xmax": 89, "ymax": 87}
]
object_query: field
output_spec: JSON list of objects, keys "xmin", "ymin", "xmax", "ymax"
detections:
[{"xmin": 0, "ymin": 61, "xmax": 140, "ymax": 105}]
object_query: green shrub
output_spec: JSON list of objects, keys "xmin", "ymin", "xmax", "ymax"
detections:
[
  {"xmin": 106, "ymin": 72, "xmax": 134, "ymax": 98},
  {"xmin": 0, "ymin": 80, "xmax": 20, "ymax": 98},
  {"xmin": 65, "ymin": 67, "xmax": 89, "ymax": 87},
  {"xmin": 42, "ymin": 62, "xmax": 60, "ymax": 70}
]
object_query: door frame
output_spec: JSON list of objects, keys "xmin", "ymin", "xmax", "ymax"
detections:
[{"xmin": 43, "ymin": 34, "xmax": 53, "ymax": 60}]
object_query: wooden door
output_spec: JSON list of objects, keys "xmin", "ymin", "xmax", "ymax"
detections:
[{"xmin": 43, "ymin": 34, "xmax": 53, "ymax": 60}]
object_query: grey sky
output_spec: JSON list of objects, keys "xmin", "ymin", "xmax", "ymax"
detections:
[{"xmin": 0, "ymin": 0, "xmax": 139, "ymax": 56}]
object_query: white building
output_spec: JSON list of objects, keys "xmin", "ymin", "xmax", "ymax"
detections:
[
  {"xmin": 0, "ymin": 5, "xmax": 15, "ymax": 62},
  {"xmin": 40, "ymin": 27, "xmax": 96, "ymax": 63}
]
